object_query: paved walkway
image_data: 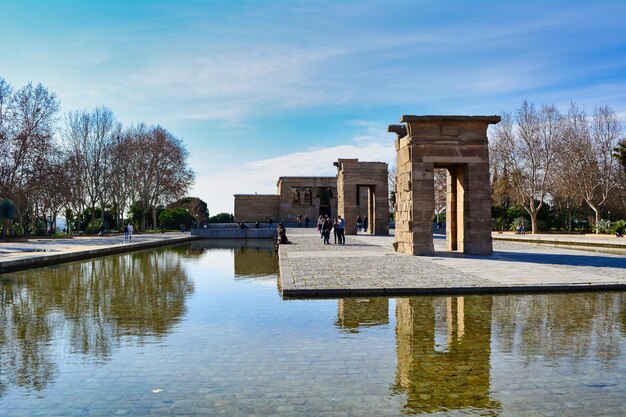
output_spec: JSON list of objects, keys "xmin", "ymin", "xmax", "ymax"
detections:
[
  {"xmin": 0, "ymin": 232, "xmax": 198, "ymax": 273},
  {"xmin": 279, "ymin": 229, "xmax": 626, "ymax": 297}
]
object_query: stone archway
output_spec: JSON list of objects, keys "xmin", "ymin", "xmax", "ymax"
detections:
[
  {"xmin": 335, "ymin": 158, "xmax": 389, "ymax": 235},
  {"xmin": 388, "ymin": 115, "xmax": 500, "ymax": 255}
]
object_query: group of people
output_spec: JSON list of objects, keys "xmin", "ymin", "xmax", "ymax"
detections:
[
  {"xmin": 317, "ymin": 214, "xmax": 345, "ymax": 245},
  {"xmin": 295, "ymin": 214, "xmax": 310, "ymax": 228}
]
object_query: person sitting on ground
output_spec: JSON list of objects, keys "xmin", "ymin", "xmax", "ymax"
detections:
[{"xmin": 277, "ymin": 223, "xmax": 290, "ymax": 244}]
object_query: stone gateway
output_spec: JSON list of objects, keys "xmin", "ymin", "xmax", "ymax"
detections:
[{"xmin": 389, "ymin": 115, "xmax": 500, "ymax": 256}]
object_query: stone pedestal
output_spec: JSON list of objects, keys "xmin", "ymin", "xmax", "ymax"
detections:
[{"xmin": 389, "ymin": 116, "xmax": 499, "ymax": 255}]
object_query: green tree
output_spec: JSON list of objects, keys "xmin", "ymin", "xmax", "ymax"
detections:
[
  {"xmin": 0, "ymin": 198, "xmax": 17, "ymax": 236},
  {"xmin": 208, "ymin": 212, "xmax": 233, "ymax": 223},
  {"xmin": 159, "ymin": 207, "xmax": 194, "ymax": 229}
]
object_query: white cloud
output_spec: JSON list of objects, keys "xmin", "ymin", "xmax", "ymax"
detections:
[{"xmin": 191, "ymin": 126, "xmax": 396, "ymax": 214}]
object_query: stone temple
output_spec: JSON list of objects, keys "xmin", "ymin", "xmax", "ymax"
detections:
[
  {"xmin": 234, "ymin": 114, "xmax": 498, "ymax": 256},
  {"xmin": 234, "ymin": 161, "xmax": 387, "ymax": 233},
  {"xmin": 234, "ymin": 177, "xmax": 337, "ymax": 224}
]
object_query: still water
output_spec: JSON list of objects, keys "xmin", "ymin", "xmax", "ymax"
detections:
[{"xmin": 1, "ymin": 240, "xmax": 624, "ymax": 416}]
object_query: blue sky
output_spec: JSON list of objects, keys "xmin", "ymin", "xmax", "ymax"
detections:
[{"xmin": 1, "ymin": 0, "xmax": 625, "ymax": 214}]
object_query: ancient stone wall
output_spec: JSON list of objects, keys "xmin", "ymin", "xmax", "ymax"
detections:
[
  {"xmin": 233, "ymin": 195, "xmax": 280, "ymax": 223},
  {"xmin": 277, "ymin": 177, "xmax": 337, "ymax": 223}
]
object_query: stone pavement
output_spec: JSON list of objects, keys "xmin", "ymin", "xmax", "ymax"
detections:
[
  {"xmin": 0, "ymin": 232, "xmax": 198, "ymax": 273},
  {"xmin": 279, "ymin": 229, "xmax": 626, "ymax": 297}
]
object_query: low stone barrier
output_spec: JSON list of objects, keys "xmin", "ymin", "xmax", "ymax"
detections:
[{"xmin": 191, "ymin": 228, "xmax": 276, "ymax": 239}]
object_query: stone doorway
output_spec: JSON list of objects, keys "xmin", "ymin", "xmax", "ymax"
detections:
[
  {"xmin": 318, "ymin": 187, "xmax": 332, "ymax": 218},
  {"xmin": 335, "ymin": 158, "xmax": 389, "ymax": 236},
  {"xmin": 388, "ymin": 116, "xmax": 500, "ymax": 255}
]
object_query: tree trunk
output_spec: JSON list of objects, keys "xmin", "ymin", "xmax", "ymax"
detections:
[
  {"xmin": 91, "ymin": 204, "xmax": 96, "ymax": 228},
  {"xmin": 530, "ymin": 211, "xmax": 539, "ymax": 234},
  {"xmin": 152, "ymin": 208, "xmax": 158, "ymax": 231},
  {"xmin": 567, "ymin": 202, "xmax": 572, "ymax": 233},
  {"xmin": 590, "ymin": 204, "xmax": 601, "ymax": 234}
]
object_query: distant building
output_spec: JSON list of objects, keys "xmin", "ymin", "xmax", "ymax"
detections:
[{"xmin": 234, "ymin": 177, "xmax": 338, "ymax": 223}]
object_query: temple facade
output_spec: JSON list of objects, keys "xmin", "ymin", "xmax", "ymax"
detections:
[
  {"xmin": 234, "ymin": 174, "xmax": 377, "ymax": 225},
  {"xmin": 234, "ymin": 177, "xmax": 338, "ymax": 223}
]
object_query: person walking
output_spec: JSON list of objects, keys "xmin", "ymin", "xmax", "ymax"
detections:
[
  {"xmin": 363, "ymin": 216, "xmax": 368, "ymax": 233},
  {"xmin": 297, "ymin": 215, "xmax": 302, "ymax": 228},
  {"xmin": 123, "ymin": 223, "xmax": 129, "ymax": 242},
  {"xmin": 317, "ymin": 215, "xmax": 324, "ymax": 238},
  {"xmin": 357, "ymin": 215, "xmax": 362, "ymax": 232},
  {"xmin": 305, "ymin": 215, "xmax": 310, "ymax": 228},
  {"xmin": 333, "ymin": 218, "xmax": 339, "ymax": 244},
  {"xmin": 128, "ymin": 223, "xmax": 134, "ymax": 241}
]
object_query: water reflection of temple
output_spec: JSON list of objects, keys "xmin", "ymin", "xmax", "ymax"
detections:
[
  {"xmin": 233, "ymin": 241, "xmax": 278, "ymax": 278},
  {"xmin": 393, "ymin": 296, "xmax": 501, "ymax": 415},
  {"xmin": 336, "ymin": 298, "xmax": 389, "ymax": 333}
]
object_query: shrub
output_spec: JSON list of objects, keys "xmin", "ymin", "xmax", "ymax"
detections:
[
  {"xmin": 510, "ymin": 216, "xmax": 529, "ymax": 232},
  {"xmin": 594, "ymin": 219, "xmax": 611, "ymax": 234},
  {"xmin": 610, "ymin": 220, "xmax": 625, "ymax": 236}
]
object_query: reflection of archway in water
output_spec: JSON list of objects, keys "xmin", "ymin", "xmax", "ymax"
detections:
[
  {"xmin": 392, "ymin": 296, "xmax": 501, "ymax": 414},
  {"xmin": 0, "ymin": 248, "xmax": 193, "ymax": 396},
  {"xmin": 336, "ymin": 298, "xmax": 389, "ymax": 333}
]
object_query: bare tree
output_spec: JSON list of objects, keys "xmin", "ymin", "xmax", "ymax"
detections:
[
  {"xmin": 388, "ymin": 163, "xmax": 396, "ymax": 220},
  {"xmin": 613, "ymin": 140, "xmax": 626, "ymax": 176},
  {"xmin": 85, "ymin": 107, "xmax": 116, "ymax": 228},
  {"xmin": 0, "ymin": 80, "xmax": 60, "ymax": 233},
  {"xmin": 38, "ymin": 148, "xmax": 73, "ymax": 233},
  {"xmin": 62, "ymin": 110, "xmax": 90, "ymax": 232},
  {"xmin": 108, "ymin": 130, "xmax": 134, "ymax": 229},
  {"xmin": 490, "ymin": 102, "xmax": 564, "ymax": 233},
  {"xmin": 434, "ymin": 169, "xmax": 447, "ymax": 226},
  {"xmin": 124, "ymin": 125, "xmax": 194, "ymax": 230},
  {"xmin": 561, "ymin": 104, "xmax": 622, "ymax": 233}
]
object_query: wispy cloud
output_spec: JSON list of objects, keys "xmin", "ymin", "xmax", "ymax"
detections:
[{"xmin": 192, "ymin": 123, "xmax": 395, "ymax": 214}]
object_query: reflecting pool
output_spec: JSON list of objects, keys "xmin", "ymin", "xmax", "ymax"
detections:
[{"xmin": 1, "ymin": 240, "xmax": 625, "ymax": 416}]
